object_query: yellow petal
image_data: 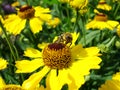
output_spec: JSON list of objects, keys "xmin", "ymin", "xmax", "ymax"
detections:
[
  {"xmin": 99, "ymin": 80, "xmax": 120, "ymax": 90},
  {"xmin": 0, "ymin": 58, "xmax": 8, "ymax": 70},
  {"xmin": 0, "ymin": 77, "xmax": 6, "ymax": 88},
  {"xmin": 68, "ymin": 73, "xmax": 85, "ymax": 90},
  {"xmin": 71, "ymin": 32, "xmax": 80, "ymax": 47},
  {"xmin": 37, "ymin": 43, "xmax": 49, "ymax": 50},
  {"xmin": 22, "ymin": 66, "xmax": 50, "ymax": 90},
  {"xmin": 38, "ymin": 85, "xmax": 45, "ymax": 90},
  {"xmin": 35, "ymin": 6, "xmax": 52, "ymax": 21},
  {"xmin": 97, "ymin": 4, "xmax": 112, "ymax": 11},
  {"xmin": 112, "ymin": 72, "xmax": 120, "ymax": 81},
  {"xmin": 85, "ymin": 47, "xmax": 101, "ymax": 56},
  {"xmin": 68, "ymin": 57, "xmax": 101, "ymax": 89},
  {"xmin": 39, "ymin": 14, "xmax": 52, "ymax": 22},
  {"xmin": 71, "ymin": 44, "xmax": 87, "ymax": 59},
  {"xmin": 46, "ymin": 69, "xmax": 71, "ymax": 90},
  {"xmin": 4, "ymin": 15, "xmax": 26, "ymax": 35},
  {"xmin": 13, "ymin": 19, "xmax": 26, "ymax": 35},
  {"xmin": 86, "ymin": 19, "xmax": 119, "ymax": 30},
  {"xmin": 24, "ymin": 48, "xmax": 42, "ymax": 58},
  {"xmin": 15, "ymin": 59, "xmax": 44, "ymax": 73},
  {"xmin": 106, "ymin": 21, "xmax": 119, "ymax": 30},
  {"xmin": 29, "ymin": 18, "xmax": 43, "ymax": 34},
  {"xmin": 71, "ymin": 56, "xmax": 101, "ymax": 76},
  {"xmin": 35, "ymin": 6, "xmax": 51, "ymax": 16}
]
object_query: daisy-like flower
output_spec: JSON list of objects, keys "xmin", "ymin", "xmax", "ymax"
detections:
[
  {"xmin": 15, "ymin": 32, "xmax": 102, "ymax": 90},
  {"xmin": 86, "ymin": 13, "xmax": 119, "ymax": 30},
  {"xmin": 0, "ymin": 76, "xmax": 45, "ymax": 90},
  {"xmin": 0, "ymin": 58, "xmax": 8, "ymax": 70},
  {"xmin": 70, "ymin": 0, "xmax": 88, "ymax": 9},
  {"xmin": 4, "ymin": 5, "xmax": 52, "ymax": 35},
  {"xmin": 94, "ymin": 0, "xmax": 112, "ymax": 14},
  {"xmin": 97, "ymin": 0, "xmax": 111, "ymax": 11},
  {"xmin": 59, "ymin": 0, "xmax": 88, "ymax": 9},
  {"xmin": 99, "ymin": 72, "xmax": 120, "ymax": 90},
  {"xmin": 47, "ymin": 17, "xmax": 60, "ymax": 28}
]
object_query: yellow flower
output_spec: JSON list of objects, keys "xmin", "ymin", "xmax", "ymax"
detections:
[
  {"xmin": 59, "ymin": 0, "xmax": 88, "ymax": 9},
  {"xmin": 86, "ymin": 14, "xmax": 119, "ymax": 30},
  {"xmin": 0, "ymin": 76, "xmax": 45, "ymax": 90},
  {"xmin": 117, "ymin": 25, "xmax": 120, "ymax": 37},
  {"xmin": 11, "ymin": 1, "xmax": 20, "ymax": 7},
  {"xmin": 15, "ymin": 32, "xmax": 102, "ymax": 90},
  {"xmin": 99, "ymin": 72, "xmax": 120, "ymax": 90},
  {"xmin": 94, "ymin": 0, "xmax": 112, "ymax": 14},
  {"xmin": 4, "ymin": 5, "xmax": 52, "ymax": 35},
  {"xmin": 0, "ymin": 58, "xmax": 8, "ymax": 70},
  {"xmin": 47, "ymin": 17, "xmax": 60, "ymax": 28},
  {"xmin": 70, "ymin": 0, "xmax": 88, "ymax": 9},
  {"xmin": 97, "ymin": 0, "xmax": 111, "ymax": 11}
]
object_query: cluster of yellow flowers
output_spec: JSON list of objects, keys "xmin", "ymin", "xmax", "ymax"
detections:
[{"xmin": 0, "ymin": 0, "xmax": 120, "ymax": 90}]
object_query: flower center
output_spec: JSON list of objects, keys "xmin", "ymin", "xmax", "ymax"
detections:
[
  {"xmin": 18, "ymin": 5, "xmax": 35, "ymax": 19},
  {"xmin": 99, "ymin": 0, "xmax": 106, "ymax": 5},
  {"xmin": 94, "ymin": 14, "xmax": 108, "ymax": 21},
  {"xmin": 99, "ymin": 2, "xmax": 106, "ymax": 4},
  {"xmin": 42, "ymin": 43, "xmax": 72, "ymax": 69},
  {"xmin": 3, "ymin": 85, "xmax": 23, "ymax": 90}
]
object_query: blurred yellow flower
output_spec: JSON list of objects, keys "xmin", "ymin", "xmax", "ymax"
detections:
[
  {"xmin": 11, "ymin": 1, "xmax": 20, "ymax": 7},
  {"xmin": 4, "ymin": 5, "xmax": 52, "ymax": 35},
  {"xmin": 47, "ymin": 17, "xmax": 60, "ymax": 28},
  {"xmin": 117, "ymin": 25, "xmax": 120, "ymax": 37},
  {"xmin": 15, "ymin": 32, "xmax": 102, "ymax": 90},
  {"xmin": 86, "ymin": 14, "xmax": 119, "ymax": 30},
  {"xmin": 97, "ymin": 0, "xmax": 111, "ymax": 11},
  {"xmin": 94, "ymin": 0, "xmax": 112, "ymax": 14},
  {"xmin": 0, "ymin": 76, "xmax": 45, "ymax": 90},
  {"xmin": 70, "ymin": 0, "xmax": 88, "ymax": 9},
  {"xmin": 99, "ymin": 72, "xmax": 120, "ymax": 90},
  {"xmin": 59, "ymin": 0, "xmax": 88, "ymax": 9},
  {"xmin": 0, "ymin": 58, "xmax": 8, "ymax": 70}
]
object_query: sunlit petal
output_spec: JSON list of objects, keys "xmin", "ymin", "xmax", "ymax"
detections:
[
  {"xmin": 0, "ymin": 77, "xmax": 6, "ymax": 88},
  {"xmin": 22, "ymin": 66, "xmax": 50, "ymax": 90},
  {"xmin": 0, "ymin": 58, "xmax": 8, "ymax": 70},
  {"xmin": 24, "ymin": 48, "xmax": 42, "ymax": 58},
  {"xmin": 29, "ymin": 18, "xmax": 43, "ymax": 34},
  {"xmin": 15, "ymin": 59, "xmax": 44, "ymax": 73}
]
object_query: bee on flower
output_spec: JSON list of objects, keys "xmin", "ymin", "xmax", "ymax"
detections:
[{"xmin": 15, "ymin": 32, "xmax": 102, "ymax": 90}]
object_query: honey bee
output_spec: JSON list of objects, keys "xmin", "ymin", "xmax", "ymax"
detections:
[{"xmin": 54, "ymin": 32, "xmax": 73, "ymax": 45}]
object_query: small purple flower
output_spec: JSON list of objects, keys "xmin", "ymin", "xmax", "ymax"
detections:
[{"xmin": 2, "ymin": 3, "xmax": 16, "ymax": 14}]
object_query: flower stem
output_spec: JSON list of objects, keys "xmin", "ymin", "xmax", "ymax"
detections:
[{"xmin": 0, "ymin": 20, "xmax": 17, "ymax": 61}]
